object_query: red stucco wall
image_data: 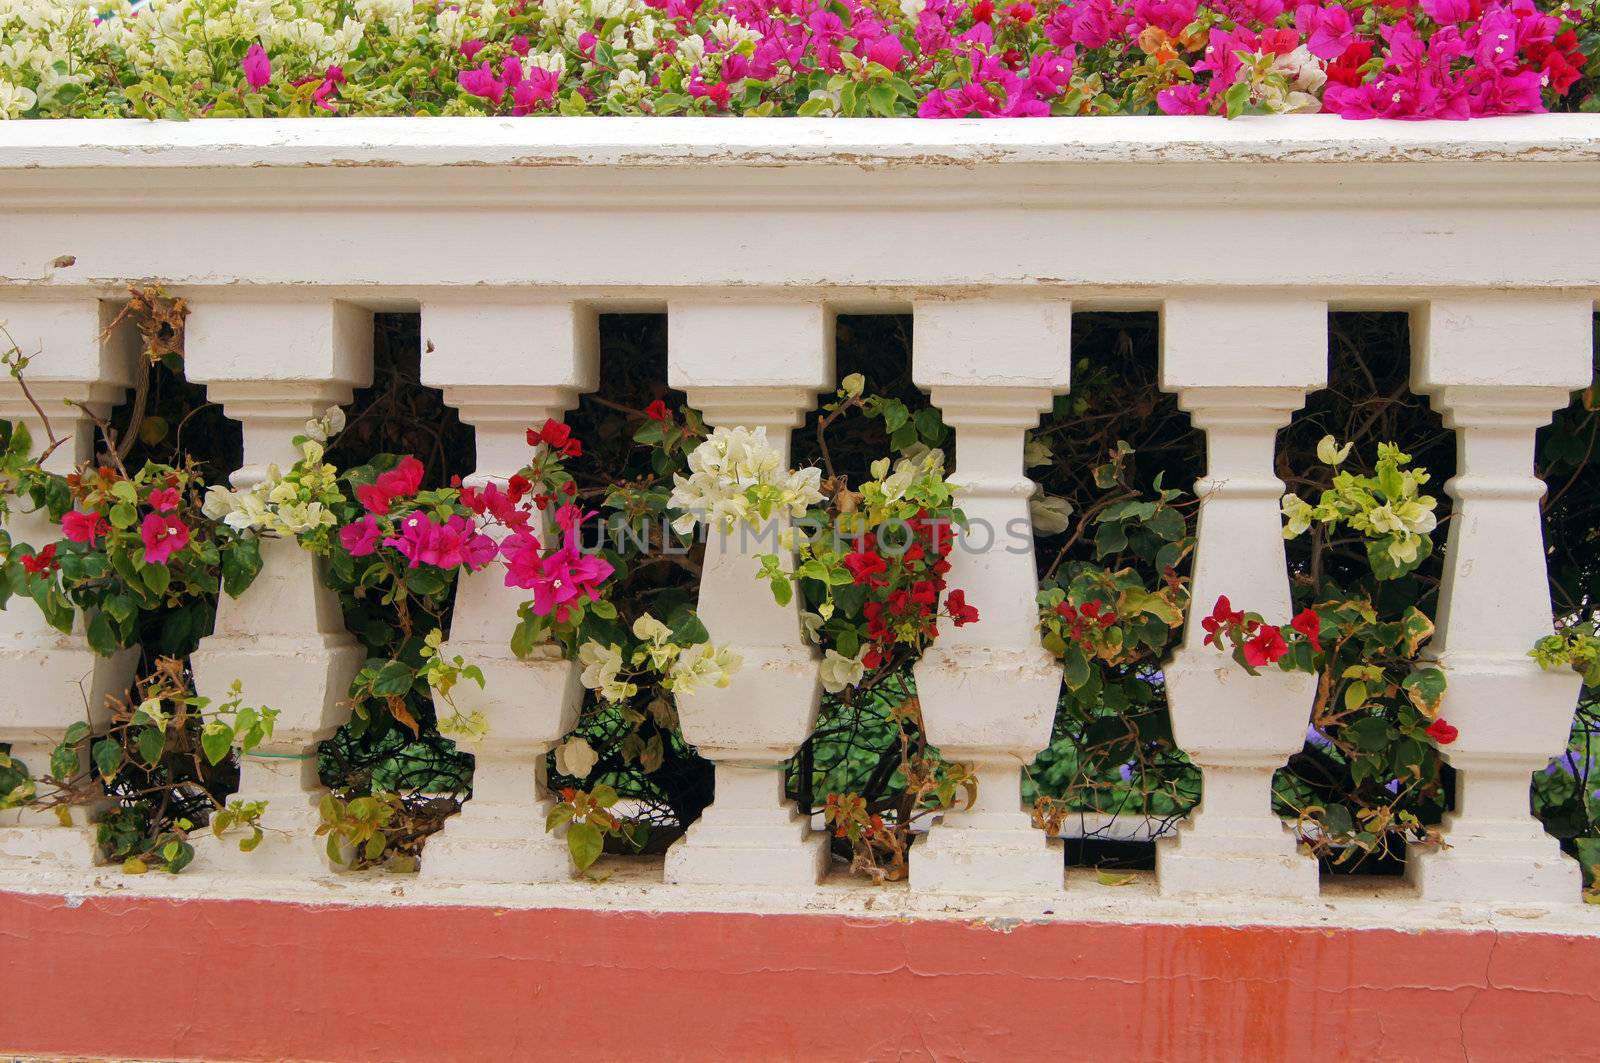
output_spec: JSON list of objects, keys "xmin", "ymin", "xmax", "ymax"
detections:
[{"xmin": 3, "ymin": 890, "xmax": 1596, "ymax": 1061}]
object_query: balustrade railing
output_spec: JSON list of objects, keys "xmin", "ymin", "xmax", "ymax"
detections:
[{"xmin": 0, "ymin": 116, "xmax": 1596, "ymax": 918}]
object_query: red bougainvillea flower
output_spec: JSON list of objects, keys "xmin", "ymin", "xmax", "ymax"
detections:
[
  {"xmin": 61, "ymin": 509, "xmax": 110, "ymax": 547},
  {"xmin": 844, "ymin": 550, "xmax": 889, "ymax": 587},
  {"xmin": 356, "ymin": 455, "xmax": 426, "ymax": 514},
  {"xmin": 644, "ymin": 400, "xmax": 671, "ymax": 422},
  {"xmin": 149, "ymin": 487, "xmax": 180, "ymax": 512},
  {"xmin": 1290, "ymin": 607, "xmax": 1323, "ymax": 653},
  {"xmin": 529, "ymin": 419, "xmax": 582, "ymax": 458},
  {"xmin": 19, "ymin": 543, "xmax": 58, "ymax": 577},
  {"xmin": 1243, "ymin": 624, "xmax": 1289, "ymax": 668},
  {"xmin": 946, "ymin": 588, "xmax": 980, "ymax": 626},
  {"xmin": 140, "ymin": 512, "xmax": 190, "ymax": 565},
  {"xmin": 1426, "ymin": 718, "xmax": 1459, "ymax": 745},
  {"xmin": 1202, "ymin": 595, "xmax": 1245, "ymax": 647}
]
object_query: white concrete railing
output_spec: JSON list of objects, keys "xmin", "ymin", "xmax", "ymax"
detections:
[{"xmin": 0, "ymin": 116, "xmax": 1597, "ymax": 920}]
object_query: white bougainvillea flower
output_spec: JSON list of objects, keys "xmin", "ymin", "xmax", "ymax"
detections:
[
  {"xmin": 554, "ymin": 736, "xmax": 599, "ymax": 778},
  {"xmin": 819, "ymin": 647, "xmax": 867, "ymax": 693}
]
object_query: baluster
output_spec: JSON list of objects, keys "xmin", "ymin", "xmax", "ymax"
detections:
[
  {"xmin": 1155, "ymin": 296, "xmax": 1325, "ymax": 899},
  {"xmin": 663, "ymin": 299, "xmax": 832, "ymax": 887},
  {"xmin": 417, "ymin": 301, "xmax": 597, "ymax": 883},
  {"xmin": 184, "ymin": 299, "xmax": 371, "ymax": 875},
  {"xmin": 0, "ymin": 300, "xmax": 137, "ymax": 865},
  {"xmin": 1407, "ymin": 296, "xmax": 1592, "ymax": 905},
  {"xmin": 909, "ymin": 297, "xmax": 1068, "ymax": 895}
]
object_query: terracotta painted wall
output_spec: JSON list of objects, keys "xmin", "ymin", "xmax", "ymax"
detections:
[{"xmin": 4, "ymin": 890, "xmax": 1597, "ymax": 1062}]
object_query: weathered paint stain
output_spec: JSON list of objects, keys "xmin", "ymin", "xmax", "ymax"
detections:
[{"xmin": 3, "ymin": 890, "xmax": 1598, "ymax": 1062}]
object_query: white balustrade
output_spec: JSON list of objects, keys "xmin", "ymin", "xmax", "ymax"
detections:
[
  {"xmin": 418, "ymin": 301, "xmax": 597, "ymax": 883},
  {"xmin": 909, "ymin": 297, "xmax": 1069, "ymax": 895},
  {"xmin": 1156, "ymin": 296, "xmax": 1326, "ymax": 899},
  {"xmin": 0, "ymin": 299, "xmax": 138, "ymax": 865},
  {"xmin": 1407, "ymin": 296, "xmax": 1593, "ymax": 905},
  {"xmin": 0, "ymin": 120, "xmax": 1595, "ymax": 919},
  {"xmin": 183, "ymin": 299, "xmax": 371, "ymax": 875},
  {"xmin": 664, "ymin": 299, "xmax": 832, "ymax": 887}
]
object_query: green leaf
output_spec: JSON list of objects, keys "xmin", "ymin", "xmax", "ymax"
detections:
[
  {"xmin": 510, "ymin": 617, "xmax": 542, "ymax": 659},
  {"xmin": 1144, "ymin": 506, "xmax": 1185, "ymax": 542},
  {"xmin": 1345, "ymin": 716, "xmax": 1396, "ymax": 754},
  {"xmin": 1061, "ymin": 645, "xmax": 1091, "ymax": 691},
  {"xmin": 221, "ymin": 538, "xmax": 264, "ymax": 598},
  {"xmin": 666, "ymin": 608, "xmax": 709, "ymax": 646},
  {"xmin": 370, "ymin": 659, "xmax": 416, "ymax": 697},
  {"xmin": 1402, "ymin": 668, "xmax": 1447, "ymax": 717},
  {"xmin": 85, "ymin": 611, "xmax": 118, "ymax": 656},
  {"xmin": 92, "ymin": 737, "xmax": 123, "ymax": 781},
  {"xmin": 136, "ymin": 727, "xmax": 166, "ymax": 767},
  {"xmin": 143, "ymin": 562, "xmax": 171, "ymax": 597},
  {"xmin": 50, "ymin": 741, "xmax": 81, "ymax": 780},
  {"xmin": 200, "ymin": 724, "xmax": 235, "ymax": 766},
  {"xmin": 567, "ymin": 820, "xmax": 604, "ymax": 871},
  {"xmin": 1319, "ymin": 803, "xmax": 1355, "ymax": 838}
]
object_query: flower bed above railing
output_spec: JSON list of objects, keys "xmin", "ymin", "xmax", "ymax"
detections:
[
  {"xmin": 0, "ymin": 0, "xmax": 1593, "ymax": 120},
  {"xmin": 0, "ymin": 116, "xmax": 1597, "ymax": 920}
]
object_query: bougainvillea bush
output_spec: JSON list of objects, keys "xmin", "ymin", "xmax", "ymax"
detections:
[
  {"xmin": 0, "ymin": 0, "xmax": 1593, "ymax": 121},
  {"xmin": 0, "ymin": 301, "xmax": 1596, "ymax": 887}
]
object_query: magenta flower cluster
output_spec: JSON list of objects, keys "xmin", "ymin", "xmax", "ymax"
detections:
[{"xmin": 200, "ymin": 0, "xmax": 1591, "ymax": 120}]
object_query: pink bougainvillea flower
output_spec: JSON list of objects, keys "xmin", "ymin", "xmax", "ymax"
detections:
[
  {"xmin": 1157, "ymin": 83, "xmax": 1210, "ymax": 115},
  {"xmin": 140, "ymin": 512, "xmax": 190, "ymax": 565},
  {"xmin": 458, "ymin": 60, "xmax": 507, "ymax": 105},
  {"xmin": 1295, "ymin": 3, "xmax": 1357, "ymax": 60},
  {"xmin": 1421, "ymin": 0, "xmax": 1471, "ymax": 22},
  {"xmin": 384, "ymin": 513, "xmax": 497, "ymax": 571},
  {"xmin": 503, "ymin": 508, "xmax": 612, "ymax": 617},
  {"xmin": 512, "ymin": 68, "xmax": 561, "ymax": 115},
  {"xmin": 243, "ymin": 42, "xmax": 271, "ymax": 90},
  {"xmin": 339, "ymin": 515, "xmax": 383, "ymax": 557},
  {"xmin": 459, "ymin": 38, "xmax": 486, "ymax": 61},
  {"xmin": 1426, "ymin": 718, "xmax": 1459, "ymax": 745},
  {"xmin": 149, "ymin": 487, "xmax": 180, "ymax": 512},
  {"xmin": 312, "ymin": 66, "xmax": 345, "ymax": 112},
  {"xmin": 1290, "ymin": 607, "xmax": 1323, "ymax": 653},
  {"xmin": 500, "ymin": 530, "xmax": 545, "ymax": 589},
  {"xmin": 61, "ymin": 509, "xmax": 110, "ymax": 547},
  {"xmin": 1243, "ymin": 624, "xmax": 1289, "ymax": 668},
  {"xmin": 864, "ymin": 33, "xmax": 908, "ymax": 70},
  {"xmin": 918, "ymin": 81, "xmax": 1004, "ymax": 118}
]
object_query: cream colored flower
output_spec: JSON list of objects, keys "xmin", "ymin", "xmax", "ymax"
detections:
[{"xmin": 819, "ymin": 648, "xmax": 867, "ymax": 694}]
